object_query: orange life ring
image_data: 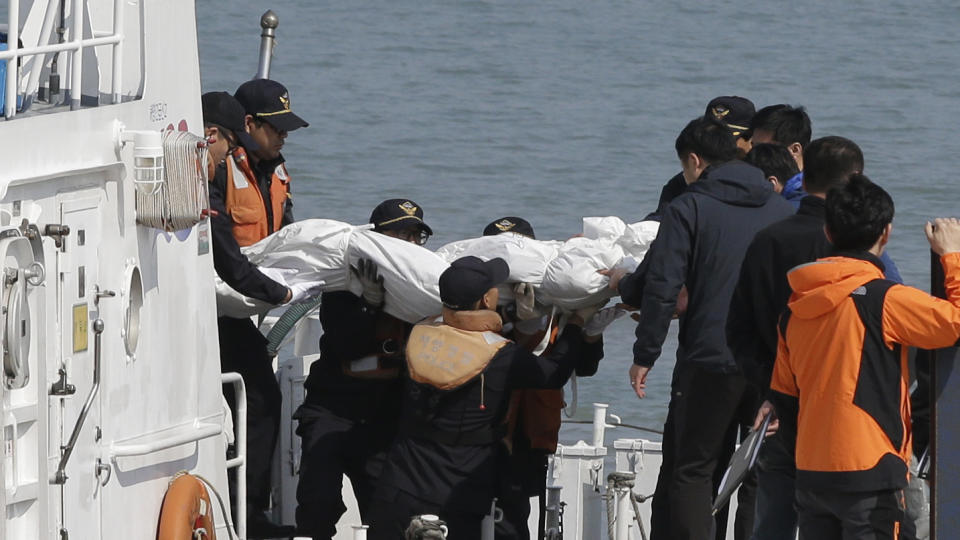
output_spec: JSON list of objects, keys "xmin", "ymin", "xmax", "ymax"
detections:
[{"xmin": 157, "ymin": 473, "xmax": 217, "ymax": 540}]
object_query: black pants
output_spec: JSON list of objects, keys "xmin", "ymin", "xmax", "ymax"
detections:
[
  {"xmin": 367, "ymin": 487, "xmax": 484, "ymax": 540},
  {"xmin": 496, "ymin": 443, "xmax": 549, "ymax": 540},
  {"xmin": 649, "ymin": 363, "xmax": 759, "ymax": 540},
  {"xmin": 294, "ymin": 406, "xmax": 394, "ymax": 539},
  {"xmin": 796, "ymin": 488, "xmax": 905, "ymax": 540},
  {"xmin": 219, "ymin": 316, "xmax": 282, "ymax": 517}
]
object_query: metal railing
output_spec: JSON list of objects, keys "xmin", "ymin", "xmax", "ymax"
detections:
[
  {"xmin": 3, "ymin": 0, "xmax": 126, "ymax": 119},
  {"xmin": 222, "ymin": 372, "xmax": 247, "ymax": 540}
]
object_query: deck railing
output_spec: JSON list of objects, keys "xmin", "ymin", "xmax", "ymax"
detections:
[{"xmin": 2, "ymin": 0, "xmax": 126, "ymax": 119}]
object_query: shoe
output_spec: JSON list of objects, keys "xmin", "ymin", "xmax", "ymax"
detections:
[{"xmin": 246, "ymin": 511, "xmax": 296, "ymax": 539}]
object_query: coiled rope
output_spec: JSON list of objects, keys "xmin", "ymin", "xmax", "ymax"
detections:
[
  {"xmin": 404, "ymin": 516, "xmax": 448, "ymax": 539},
  {"xmin": 136, "ymin": 130, "xmax": 209, "ymax": 231}
]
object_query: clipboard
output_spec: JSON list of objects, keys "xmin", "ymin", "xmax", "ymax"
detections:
[{"xmin": 712, "ymin": 412, "xmax": 772, "ymax": 514}]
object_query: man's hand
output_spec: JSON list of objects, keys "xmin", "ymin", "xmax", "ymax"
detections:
[
  {"xmin": 513, "ymin": 283, "xmax": 540, "ymax": 321},
  {"xmin": 598, "ymin": 267, "xmax": 629, "ymax": 292},
  {"xmin": 288, "ymin": 281, "xmax": 324, "ymax": 304},
  {"xmin": 925, "ymin": 218, "xmax": 960, "ymax": 256},
  {"xmin": 629, "ymin": 364, "xmax": 650, "ymax": 399},
  {"xmin": 583, "ymin": 306, "xmax": 627, "ymax": 336},
  {"xmin": 753, "ymin": 400, "xmax": 779, "ymax": 438},
  {"xmin": 351, "ymin": 258, "xmax": 386, "ymax": 307}
]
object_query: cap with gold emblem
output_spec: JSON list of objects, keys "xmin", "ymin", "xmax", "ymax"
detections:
[
  {"xmin": 704, "ymin": 96, "xmax": 755, "ymax": 138},
  {"xmin": 369, "ymin": 199, "xmax": 433, "ymax": 235},
  {"xmin": 234, "ymin": 78, "xmax": 309, "ymax": 132},
  {"xmin": 482, "ymin": 216, "xmax": 535, "ymax": 239}
]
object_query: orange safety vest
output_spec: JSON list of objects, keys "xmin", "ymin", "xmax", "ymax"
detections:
[{"xmin": 225, "ymin": 147, "xmax": 290, "ymax": 247}]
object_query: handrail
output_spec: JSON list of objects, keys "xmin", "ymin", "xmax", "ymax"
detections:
[
  {"xmin": 0, "ymin": 35, "xmax": 122, "ymax": 61},
  {"xmin": 3, "ymin": 0, "xmax": 126, "ymax": 118},
  {"xmin": 5, "ymin": 0, "xmax": 19, "ymax": 118},
  {"xmin": 109, "ymin": 421, "xmax": 221, "ymax": 458},
  {"xmin": 222, "ymin": 372, "xmax": 247, "ymax": 540},
  {"xmin": 53, "ymin": 319, "xmax": 104, "ymax": 485}
]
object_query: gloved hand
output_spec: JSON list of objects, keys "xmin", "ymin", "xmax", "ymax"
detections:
[
  {"xmin": 513, "ymin": 283, "xmax": 541, "ymax": 321},
  {"xmin": 287, "ymin": 281, "xmax": 324, "ymax": 304},
  {"xmin": 351, "ymin": 258, "xmax": 385, "ymax": 307},
  {"xmin": 583, "ymin": 306, "xmax": 627, "ymax": 336}
]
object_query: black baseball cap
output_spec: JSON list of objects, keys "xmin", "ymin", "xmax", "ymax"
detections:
[
  {"xmin": 705, "ymin": 96, "xmax": 755, "ymax": 137},
  {"xmin": 234, "ymin": 79, "xmax": 309, "ymax": 133},
  {"xmin": 369, "ymin": 198, "xmax": 433, "ymax": 235},
  {"xmin": 439, "ymin": 256, "xmax": 510, "ymax": 310},
  {"xmin": 482, "ymin": 217, "xmax": 536, "ymax": 239},
  {"xmin": 201, "ymin": 91, "xmax": 259, "ymax": 150}
]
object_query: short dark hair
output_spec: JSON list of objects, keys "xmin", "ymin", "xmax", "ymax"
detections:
[
  {"xmin": 674, "ymin": 116, "xmax": 738, "ymax": 164},
  {"xmin": 744, "ymin": 143, "xmax": 799, "ymax": 187},
  {"xmin": 802, "ymin": 136, "xmax": 864, "ymax": 194},
  {"xmin": 750, "ymin": 104, "xmax": 812, "ymax": 147},
  {"xmin": 825, "ymin": 173, "xmax": 894, "ymax": 251}
]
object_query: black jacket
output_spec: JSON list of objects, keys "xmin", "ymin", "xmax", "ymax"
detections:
[
  {"xmin": 299, "ymin": 291, "xmax": 409, "ymax": 422},
  {"xmin": 209, "ymin": 160, "xmax": 290, "ymax": 304},
  {"xmin": 630, "ymin": 161, "xmax": 794, "ymax": 372},
  {"xmin": 645, "ymin": 172, "xmax": 687, "ymax": 221},
  {"xmin": 378, "ymin": 324, "xmax": 603, "ymax": 511},
  {"xmin": 726, "ymin": 195, "xmax": 832, "ymax": 389}
]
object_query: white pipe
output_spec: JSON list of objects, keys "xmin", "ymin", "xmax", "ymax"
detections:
[
  {"xmin": 0, "ymin": 35, "xmax": 122, "ymax": 60},
  {"xmin": 110, "ymin": 0, "xmax": 123, "ymax": 103},
  {"xmin": 5, "ymin": 0, "xmax": 19, "ymax": 118},
  {"xmin": 23, "ymin": 0, "xmax": 60, "ymax": 110},
  {"xmin": 615, "ymin": 485, "xmax": 632, "ymax": 540},
  {"xmin": 109, "ymin": 422, "xmax": 221, "ymax": 457},
  {"xmin": 352, "ymin": 525, "xmax": 368, "ymax": 540},
  {"xmin": 592, "ymin": 403, "xmax": 608, "ymax": 448},
  {"xmin": 70, "ymin": 0, "xmax": 82, "ymax": 110},
  {"xmin": 222, "ymin": 372, "xmax": 247, "ymax": 540}
]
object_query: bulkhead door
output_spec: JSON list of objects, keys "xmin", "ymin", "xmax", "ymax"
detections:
[{"xmin": 55, "ymin": 193, "xmax": 103, "ymax": 540}]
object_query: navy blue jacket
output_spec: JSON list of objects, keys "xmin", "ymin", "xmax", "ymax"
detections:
[{"xmin": 628, "ymin": 161, "xmax": 794, "ymax": 372}]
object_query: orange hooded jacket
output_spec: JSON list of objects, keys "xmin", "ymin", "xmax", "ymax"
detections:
[{"xmin": 770, "ymin": 252, "xmax": 960, "ymax": 491}]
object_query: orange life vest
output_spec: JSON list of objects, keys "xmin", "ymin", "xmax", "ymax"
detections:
[
  {"xmin": 225, "ymin": 147, "xmax": 290, "ymax": 247},
  {"xmin": 406, "ymin": 313, "xmax": 509, "ymax": 390}
]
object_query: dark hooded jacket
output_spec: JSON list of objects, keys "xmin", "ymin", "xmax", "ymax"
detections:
[{"xmin": 630, "ymin": 161, "xmax": 794, "ymax": 372}]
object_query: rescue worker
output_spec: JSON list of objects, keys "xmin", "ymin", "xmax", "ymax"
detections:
[
  {"xmin": 206, "ymin": 80, "xmax": 313, "ymax": 538},
  {"xmin": 366, "ymin": 256, "xmax": 614, "ymax": 540},
  {"xmin": 764, "ymin": 176, "xmax": 960, "ymax": 539},
  {"xmin": 607, "ymin": 115, "xmax": 794, "ymax": 540},
  {"xmin": 482, "ymin": 216, "xmax": 613, "ymax": 540},
  {"xmin": 294, "ymin": 199, "xmax": 433, "ymax": 539}
]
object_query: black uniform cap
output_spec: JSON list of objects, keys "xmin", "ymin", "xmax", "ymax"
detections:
[
  {"xmin": 201, "ymin": 91, "xmax": 259, "ymax": 150},
  {"xmin": 482, "ymin": 217, "xmax": 535, "ymax": 239},
  {"xmin": 234, "ymin": 79, "xmax": 309, "ymax": 132},
  {"xmin": 369, "ymin": 198, "xmax": 433, "ymax": 235},
  {"xmin": 705, "ymin": 96, "xmax": 755, "ymax": 137},
  {"xmin": 439, "ymin": 256, "xmax": 510, "ymax": 310}
]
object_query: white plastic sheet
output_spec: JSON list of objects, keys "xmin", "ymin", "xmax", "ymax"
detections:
[
  {"xmin": 215, "ymin": 216, "xmax": 659, "ymax": 320},
  {"xmin": 215, "ymin": 220, "xmax": 445, "ymax": 322}
]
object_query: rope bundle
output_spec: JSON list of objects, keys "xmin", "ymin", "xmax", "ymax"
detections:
[
  {"xmin": 404, "ymin": 516, "xmax": 448, "ymax": 539},
  {"xmin": 136, "ymin": 130, "xmax": 209, "ymax": 231}
]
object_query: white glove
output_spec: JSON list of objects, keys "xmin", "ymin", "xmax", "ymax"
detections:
[
  {"xmin": 513, "ymin": 283, "xmax": 541, "ymax": 321},
  {"xmin": 351, "ymin": 258, "xmax": 385, "ymax": 307},
  {"xmin": 287, "ymin": 281, "xmax": 324, "ymax": 304},
  {"xmin": 583, "ymin": 306, "xmax": 627, "ymax": 336},
  {"xmin": 259, "ymin": 266, "xmax": 295, "ymax": 287}
]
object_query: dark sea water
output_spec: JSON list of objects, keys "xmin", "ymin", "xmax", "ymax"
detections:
[{"xmin": 197, "ymin": 0, "xmax": 960, "ymax": 441}]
